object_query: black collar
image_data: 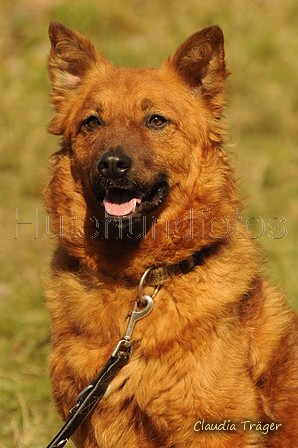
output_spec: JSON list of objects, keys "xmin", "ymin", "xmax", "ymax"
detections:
[{"xmin": 143, "ymin": 243, "xmax": 221, "ymax": 286}]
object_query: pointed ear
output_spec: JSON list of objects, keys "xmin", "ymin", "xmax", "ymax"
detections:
[
  {"xmin": 48, "ymin": 21, "xmax": 105, "ymax": 88},
  {"xmin": 167, "ymin": 26, "xmax": 228, "ymax": 105},
  {"xmin": 48, "ymin": 22, "xmax": 107, "ymax": 124}
]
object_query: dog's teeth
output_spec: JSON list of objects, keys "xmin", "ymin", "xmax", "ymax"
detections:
[{"xmin": 132, "ymin": 199, "xmax": 137, "ymax": 212}]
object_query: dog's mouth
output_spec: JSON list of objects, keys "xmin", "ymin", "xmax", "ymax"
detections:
[{"xmin": 96, "ymin": 182, "xmax": 169, "ymax": 219}]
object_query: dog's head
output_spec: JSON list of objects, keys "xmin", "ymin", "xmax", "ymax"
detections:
[
  {"xmin": 46, "ymin": 23, "xmax": 238, "ymax": 275},
  {"xmin": 47, "ymin": 22, "xmax": 228, "ymax": 225}
]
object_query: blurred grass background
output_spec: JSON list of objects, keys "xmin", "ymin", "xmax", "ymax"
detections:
[{"xmin": 0, "ymin": 0, "xmax": 298, "ymax": 446}]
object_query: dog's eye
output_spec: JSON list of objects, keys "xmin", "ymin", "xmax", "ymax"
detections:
[
  {"xmin": 147, "ymin": 115, "xmax": 168, "ymax": 129},
  {"xmin": 84, "ymin": 116, "xmax": 101, "ymax": 131}
]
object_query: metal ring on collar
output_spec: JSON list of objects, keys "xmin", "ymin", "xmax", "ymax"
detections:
[{"xmin": 138, "ymin": 268, "xmax": 160, "ymax": 304}]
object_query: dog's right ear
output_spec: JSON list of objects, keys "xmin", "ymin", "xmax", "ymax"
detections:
[{"xmin": 48, "ymin": 22, "xmax": 106, "ymax": 118}]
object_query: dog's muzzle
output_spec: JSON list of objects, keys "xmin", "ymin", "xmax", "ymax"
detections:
[{"xmin": 91, "ymin": 151, "xmax": 169, "ymax": 220}]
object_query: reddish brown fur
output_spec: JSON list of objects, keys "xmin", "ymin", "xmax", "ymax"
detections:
[{"xmin": 45, "ymin": 22, "xmax": 298, "ymax": 447}]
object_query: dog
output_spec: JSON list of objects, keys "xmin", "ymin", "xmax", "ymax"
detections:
[{"xmin": 45, "ymin": 21, "xmax": 298, "ymax": 447}]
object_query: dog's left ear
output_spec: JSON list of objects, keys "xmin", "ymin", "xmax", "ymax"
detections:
[{"xmin": 167, "ymin": 26, "xmax": 228, "ymax": 98}]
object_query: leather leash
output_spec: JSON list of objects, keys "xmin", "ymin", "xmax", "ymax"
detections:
[{"xmin": 47, "ymin": 344, "xmax": 132, "ymax": 448}]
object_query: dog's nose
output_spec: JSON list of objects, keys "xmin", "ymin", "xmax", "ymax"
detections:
[{"xmin": 97, "ymin": 151, "xmax": 132, "ymax": 179}]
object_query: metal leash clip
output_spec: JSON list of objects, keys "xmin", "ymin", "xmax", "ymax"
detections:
[{"xmin": 112, "ymin": 268, "xmax": 159, "ymax": 357}]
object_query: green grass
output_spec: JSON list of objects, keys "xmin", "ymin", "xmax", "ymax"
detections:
[{"xmin": 1, "ymin": 0, "xmax": 298, "ymax": 446}]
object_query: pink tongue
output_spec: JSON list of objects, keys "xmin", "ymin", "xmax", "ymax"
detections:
[{"xmin": 104, "ymin": 189, "xmax": 142, "ymax": 216}]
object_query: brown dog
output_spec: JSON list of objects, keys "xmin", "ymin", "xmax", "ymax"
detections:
[{"xmin": 45, "ymin": 22, "xmax": 298, "ymax": 447}]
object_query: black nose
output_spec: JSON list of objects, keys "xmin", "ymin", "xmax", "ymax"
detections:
[{"xmin": 97, "ymin": 151, "xmax": 132, "ymax": 179}]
